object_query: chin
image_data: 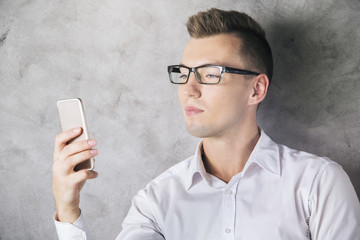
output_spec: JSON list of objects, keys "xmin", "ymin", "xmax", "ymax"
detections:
[{"xmin": 186, "ymin": 124, "xmax": 213, "ymax": 138}]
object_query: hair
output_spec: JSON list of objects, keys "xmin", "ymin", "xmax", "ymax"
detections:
[{"xmin": 186, "ymin": 8, "xmax": 273, "ymax": 84}]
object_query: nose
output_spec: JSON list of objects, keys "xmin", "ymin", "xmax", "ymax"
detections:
[{"xmin": 181, "ymin": 71, "xmax": 201, "ymax": 99}]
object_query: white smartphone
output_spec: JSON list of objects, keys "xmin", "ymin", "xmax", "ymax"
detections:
[{"xmin": 57, "ymin": 98, "xmax": 95, "ymax": 171}]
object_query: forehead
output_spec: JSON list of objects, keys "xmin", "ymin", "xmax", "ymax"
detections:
[{"xmin": 181, "ymin": 33, "xmax": 245, "ymax": 67}]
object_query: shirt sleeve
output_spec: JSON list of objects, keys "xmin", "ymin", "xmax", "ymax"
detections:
[
  {"xmin": 116, "ymin": 187, "xmax": 165, "ymax": 240},
  {"xmin": 54, "ymin": 211, "xmax": 94, "ymax": 240},
  {"xmin": 308, "ymin": 162, "xmax": 360, "ymax": 240}
]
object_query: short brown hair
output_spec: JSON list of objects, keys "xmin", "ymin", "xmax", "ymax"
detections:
[{"xmin": 186, "ymin": 8, "xmax": 273, "ymax": 84}]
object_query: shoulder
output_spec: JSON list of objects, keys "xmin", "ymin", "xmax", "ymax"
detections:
[
  {"xmin": 273, "ymin": 142, "xmax": 349, "ymax": 201},
  {"xmin": 150, "ymin": 156, "xmax": 193, "ymax": 186},
  {"xmin": 276, "ymin": 143, "xmax": 358, "ymax": 201},
  {"xmin": 134, "ymin": 155, "xmax": 194, "ymax": 201},
  {"xmin": 277, "ymin": 143, "xmax": 337, "ymax": 176},
  {"xmin": 258, "ymin": 131, "xmax": 337, "ymax": 179}
]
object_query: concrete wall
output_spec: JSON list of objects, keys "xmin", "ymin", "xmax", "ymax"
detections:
[{"xmin": 0, "ymin": 0, "xmax": 359, "ymax": 239}]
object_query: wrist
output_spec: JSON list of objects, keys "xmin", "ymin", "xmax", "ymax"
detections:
[{"xmin": 56, "ymin": 207, "xmax": 81, "ymax": 223}]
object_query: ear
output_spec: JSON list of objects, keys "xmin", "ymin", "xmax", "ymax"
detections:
[{"xmin": 248, "ymin": 74, "xmax": 269, "ymax": 106}]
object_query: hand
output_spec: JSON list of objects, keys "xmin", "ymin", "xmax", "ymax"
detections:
[{"xmin": 52, "ymin": 127, "xmax": 98, "ymax": 223}]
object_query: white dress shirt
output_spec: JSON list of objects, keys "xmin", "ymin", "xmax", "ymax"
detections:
[{"xmin": 54, "ymin": 130, "xmax": 360, "ymax": 239}]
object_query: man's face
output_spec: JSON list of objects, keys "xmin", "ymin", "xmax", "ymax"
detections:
[{"xmin": 178, "ymin": 33, "xmax": 255, "ymax": 139}]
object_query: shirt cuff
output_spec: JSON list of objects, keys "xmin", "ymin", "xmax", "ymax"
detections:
[{"xmin": 54, "ymin": 211, "xmax": 93, "ymax": 240}]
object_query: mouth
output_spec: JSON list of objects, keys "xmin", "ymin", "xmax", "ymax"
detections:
[{"xmin": 185, "ymin": 106, "xmax": 204, "ymax": 116}]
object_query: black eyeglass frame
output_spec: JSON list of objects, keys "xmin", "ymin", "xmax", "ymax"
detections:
[{"xmin": 167, "ymin": 64, "xmax": 261, "ymax": 85}]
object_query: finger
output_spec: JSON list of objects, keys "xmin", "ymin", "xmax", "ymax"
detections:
[
  {"xmin": 70, "ymin": 170, "xmax": 98, "ymax": 184},
  {"xmin": 60, "ymin": 139, "xmax": 97, "ymax": 163},
  {"xmin": 65, "ymin": 149, "xmax": 98, "ymax": 172},
  {"xmin": 54, "ymin": 128, "xmax": 82, "ymax": 157}
]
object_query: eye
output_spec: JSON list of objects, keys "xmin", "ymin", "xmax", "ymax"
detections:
[
  {"xmin": 179, "ymin": 74, "xmax": 188, "ymax": 79},
  {"xmin": 196, "ymin": 66, "xmax": 221, "ymax": 83},
  {"xmin": 206, "ymin": 74, "xmax": 220, "ymax": 78}
]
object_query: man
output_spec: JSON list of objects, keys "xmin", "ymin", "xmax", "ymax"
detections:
[{"xmin": 53, "ymin": 8, "xmax": 360, "ymax": 239}]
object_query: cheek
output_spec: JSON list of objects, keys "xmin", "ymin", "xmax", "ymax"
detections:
[
  {"xmin": 229, "ymin": 89, "xmax": 248, "ymax": 107},
  {"xmin": 208, "ymin": 86, "xmax": 249, "ymax": 111},
  {"xmin": 177, "ymin": 86, "xmax": 184, "ymax": 104}
]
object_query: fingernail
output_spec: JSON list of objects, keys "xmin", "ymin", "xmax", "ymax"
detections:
[
  {"xmin": 90, "ymin": 149, "xmax": 98, "ymax": 155},
  {"xmin": 88, "ymin": 139, "xmax": 96, "ymax": 146},
  {"xmin": 73, "ymin": 127, "xmax": 81, "ymax": 133}
]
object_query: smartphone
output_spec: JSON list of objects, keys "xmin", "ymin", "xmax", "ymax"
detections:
[{"xmin": 57, "ymin": 98, "xmax": 95, "ymax": 171}]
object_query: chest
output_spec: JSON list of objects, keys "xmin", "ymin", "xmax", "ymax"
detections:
[{"xmin": 159, "ymin": 176, "xmax": 310, "ymax": 240}]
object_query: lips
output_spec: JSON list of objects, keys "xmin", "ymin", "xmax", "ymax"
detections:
[{"xmin": 185, "ymin": 106, "xmax": 204, "ymax": 116}]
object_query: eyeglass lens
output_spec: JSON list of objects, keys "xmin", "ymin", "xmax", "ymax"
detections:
[{"xmin": 170, "ymin": 66, "xmax": 221, "ymax": 84}]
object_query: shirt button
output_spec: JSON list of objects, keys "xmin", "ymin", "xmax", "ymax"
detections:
[
  {"xmin": 225, "ymin": 189, "xmax": 232, "ymax": 195},
  {"xmin": 225, "ymin": 228, "xmax": 231, "ymax": 233}
]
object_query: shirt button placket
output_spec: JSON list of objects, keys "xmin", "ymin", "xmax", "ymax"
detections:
[{"xmin": 223, "ymin": 187, "xmax": 235, "ymax": 240}]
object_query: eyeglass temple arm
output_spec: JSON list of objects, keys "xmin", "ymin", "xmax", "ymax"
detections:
[{"xmin": 224, "ymin": 66, "xmax": 260, "ymax": 76}]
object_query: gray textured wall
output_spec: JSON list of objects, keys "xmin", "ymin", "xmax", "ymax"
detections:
[{"xmin": 0, "ymin": 0, "xmax": 359, "ymax": 239}]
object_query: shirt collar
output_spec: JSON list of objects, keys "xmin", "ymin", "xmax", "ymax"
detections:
[
  {"xmin": 186, "ymin": 128, "xmax": 281, "ymax": 190},
  {"xmin": 245, "ymin": 129, "xmax": 281, "ymax": 176},
  {"xmin": 185, "ymin": 141, "xmax": 207, "ymax": 190}
]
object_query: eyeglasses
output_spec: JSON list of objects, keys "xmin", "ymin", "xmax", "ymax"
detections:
[{"xmin": 167, "ymin": 64, "xmax": 260, "ymax": 85}]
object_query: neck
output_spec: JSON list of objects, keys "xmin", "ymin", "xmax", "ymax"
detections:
[{"xmin": 202, "ymin": 123, "xmax": 260, "ymax": 183}]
